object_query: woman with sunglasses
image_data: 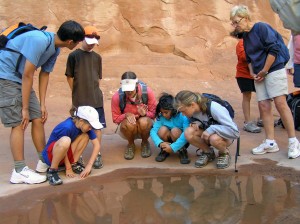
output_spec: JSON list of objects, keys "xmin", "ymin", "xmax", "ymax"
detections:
[{"xmin": 230, "ymin": 5, "xmax": 300, "ymax": 159}]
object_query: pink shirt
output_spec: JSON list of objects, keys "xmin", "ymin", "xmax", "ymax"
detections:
[
  {"xmin": 293, "ymin": 34, "xmax": 300, "ymax": 64},
  {"xmin": 111, "ymin": 84, "xmax": 157, "ymax": 124}
]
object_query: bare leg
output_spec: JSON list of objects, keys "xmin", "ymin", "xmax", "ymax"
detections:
[
  {"xmin": 51, "ymin": 136, "xmax": 71, "ymax": 169},
  {"xmin": 10, "ymin": 125, "xmax": 25, "ymax": 161},
  {"xmin": 120, "ymin": 120, "xmax": 138, "ymax": 145},
  {"xmin": 71, "ymin": 133, "xmax": 89, "ymax": 162},
  {"xmin": 242, "ymin": 91, "xmax": 252, "ymax": 123},
  {"xmin": 31, "ymin": 118, "xmax": 46, "ymax": 152},
  {"xmin": 137, "ymin": 117, "xmax": 152, "ymax": 144},
  {"xmin": 259, "ymin": 100, "xmax": 274, "ymax": 140},
  {"xmin": 184, "ymin": 127, "xmax": 210, "ymax": 152}
]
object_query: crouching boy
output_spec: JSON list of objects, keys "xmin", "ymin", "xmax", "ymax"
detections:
[{"xmin": 42, "ymin": 106, "xmax": 103, "ymax": 185}]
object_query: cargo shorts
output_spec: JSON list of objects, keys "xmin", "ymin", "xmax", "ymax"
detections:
[{"xmin": 0, "ymin": 79, "xmax": 41, "ymax": 127}]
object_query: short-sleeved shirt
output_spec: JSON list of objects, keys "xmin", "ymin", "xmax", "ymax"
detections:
[
  {"xmin": 0, "ymin": 31, "xmax": 60, "ymax": 83},
  {"xmin": 65, "ymin": 49, "xmax": 103, "ymax": 108},
  {"xmin": 43, "ymin": 117, "xmax": 97, "ymax": 151}
]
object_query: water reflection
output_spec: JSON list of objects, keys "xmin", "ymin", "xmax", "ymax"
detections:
[{"xmin": 1, "ymin": 174, "xmax": 300, "ymax": 224}]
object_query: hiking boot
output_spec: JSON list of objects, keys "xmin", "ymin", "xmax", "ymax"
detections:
[
  {"xmin": 178, "ymin": 147, "xmax": 191, "ymax": 164},
  {"xmin": 35, "ymin": 160, "xmax": 49, "ymax": 173},
  {"xmin": 47, "ymin": 169, "xmax": 63, "ymax": 186},
  {"xmin": 124, "ymin": 144, "xmax": 135, "ymax": 160},
  {"xmin": 93, "ymin": 153, "xmax": 103, "ymax": 169},
  {"xmin": 71, "ymin": 162, "xmax": 85, "ymax": 174},
  {"xmin": 217, "ymin": 153, "xmax": 231, "ymax": 169},
  {"xmin": 155, "ymin": 149, "xmax": 169, "ymax": 162},
  {"xmin": 257, "ymin": 119, "xmax": 264, "ymax": 127},
  {"xmin": 243, "ymin": 122, "xmax": 261, "ymax": 133},
  {"xmin": 10, "ymin": 166, "xmax": 47, "ymax": 184},
  {"xmin": 252, "ymin": 140, "xmax": 279, "ymax": 155},
  {"xmin": 288, "ymin": 140, "xmax": 300, "ymax": 159},
  {"xmin": 195, "ymin": 149, "xmax": 215, "ymax": 168},
  {"xmin": 141, "ymin": 142, "xmax": 151, "ymax": 158}
]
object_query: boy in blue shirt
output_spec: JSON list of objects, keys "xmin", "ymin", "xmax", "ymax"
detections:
[{"xmin": 42, "ymin": 106, "xmax": 103, "ymax": 186}]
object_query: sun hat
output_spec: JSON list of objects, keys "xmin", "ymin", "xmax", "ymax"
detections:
[
  {"xmin": 121, "ymin": 78, "xmax": 138, "ymax": 91},
  {"xmin": 75, "ymin": 106, "xmax": 103, "ymax": 129},
  {"xmin": 84, "ymin": 26, "xmax": 100, "ymax": 45}
]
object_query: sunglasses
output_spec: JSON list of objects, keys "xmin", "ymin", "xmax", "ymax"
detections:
[{"xmin": 85, "ymin": 33, "xmax": 100, "ymax": 40}]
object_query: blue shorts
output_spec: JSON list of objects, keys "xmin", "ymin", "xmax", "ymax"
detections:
[
  {"xmin": 293, "ymin": 63, "xmax": 300, "ymax": 88},
  {"xmin": 95, "ymin": 107, "xmax": 107, "ymax": 128}
]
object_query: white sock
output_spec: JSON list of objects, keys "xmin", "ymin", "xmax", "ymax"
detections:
[
  {"xmin": 288, "ymin": 137, "xmax": 297, "ymax": 144},
  {"xmin": 266, "ymin": 139, "xmax": 275, "ymax": 146}
]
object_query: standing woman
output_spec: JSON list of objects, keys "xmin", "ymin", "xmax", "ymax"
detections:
[
  {"xmin": 174, "ymin": 90, "xmax": 240, "ymax": 169},
  {"xmin": 230, "ymin": 5, "xmax": 300, "ymax": 159}
]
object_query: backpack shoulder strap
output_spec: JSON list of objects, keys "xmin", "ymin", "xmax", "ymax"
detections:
[
  {"xmin": 118, "ymin": 88, "xmax": 126, "ymax": 113},
  {"xmin": 139, "ymin": 82, "xmax": 148, "ymax": 105},
  {"xmin": 206, "ymin": 100, "xmax": 213, "ymax": 119}
]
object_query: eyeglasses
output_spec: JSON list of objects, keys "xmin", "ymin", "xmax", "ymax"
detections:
[
  {"xmin": 85, "ymin": 33, "xmax": 100, "ymax": 40},
  {"xmin": 231, "ymin": 17, "xmax": 244, "ymax": 26}
]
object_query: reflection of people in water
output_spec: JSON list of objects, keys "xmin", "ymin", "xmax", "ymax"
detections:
[
  {"xmin": 155, "ymin": 176, "xmax": 194, "ymax": 223},
  {"xmin": 120, "ymin": 178, "xmax": 162, "ymax": 223},
  {"xmin": 189, "ymin": 175, "xmax": 241, "ymax": 223}
]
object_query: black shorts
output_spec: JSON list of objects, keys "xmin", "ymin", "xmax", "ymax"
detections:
[
  {"xmin": 236, "ymin": 77, "xmax": 256, "ymax": 93},
  {"xmin": 95, "ymin": 107, "xmax": 107, "ymax": 128}
]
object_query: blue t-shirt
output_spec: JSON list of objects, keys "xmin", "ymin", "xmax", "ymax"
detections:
[
  {"xmin": 0, "ymin": 31, "xmax": 60, "ymax": 83},
  {"xmin": 43, "ymin": 117, "xmax": 97, "ymax": 151},
  {"xmin": 243, "ymin": 22, "xmax": 287, "ymax": 74}
]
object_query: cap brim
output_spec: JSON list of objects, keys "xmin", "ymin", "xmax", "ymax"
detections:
[
  {"xmin": 85, "ymin": 37, "xmax": 99, "ymax": 45},
  {"xmin": 89, "ymin": 120, "xmax": 103, "ymax": 130},
  {"xmin": 122, "ymin": 84, "xmax": 136, "ymax": 92}
]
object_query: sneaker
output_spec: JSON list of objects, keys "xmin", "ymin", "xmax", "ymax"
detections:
[
  {"xmin": 71, "ymin": 162, "xmax": 85, "ymax": 174},
  {"xmin": 78, "ymin": 155, "xmax": 85, "ymax": 166},
  {"xmin": 47, "ymin": 169, "xmax": 63, "ymax": 186},
  {"xmin": 141, "ymin": 142, "xmax": 151, "ymax": 158},
  {"xmin": 195, "ymin": 149, "xmax": 215, "ymax": 168},
  {"xmin": 257, "ymin": 119, "xmax": 264, "ymax": 127},
  {"xmin": 243, "ymin": 122, "xmax": 261, "ymax": 133},
  {"xmin": 10, "ymin": 166, "xmax": 47, "ymax": 184},
  {"xmin": 35, "ymin": 160, "xmax": 49, "ymax": 173},
  {"xmin": 217, "ymin": 153, "xmax": 231, "ymax": 169},
  {"xmin": 288, "ymin": 140, "xmax": 300, "ymax": 159},
  {"xmin": 178, "ymin": 147, "xmax": 190, "ymax": 164},
  {"xmin": 124, "ymin": 144, "xmax": 135, "ymax": 160},
  {"xmin": 155, "ymin": 149, "xmax": 169, "ymax": 162},
  {"xmin": 252, "ymin": 140, "xmax": 280, "ymax": 155},
  {"xmin": 93, "ymin": 153, "xmax": 103, "ymax": 169}
]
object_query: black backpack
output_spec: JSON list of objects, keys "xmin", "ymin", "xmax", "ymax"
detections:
[
  {"xmin": 203, "ymin": 93, "xmax": 235, "ymax": 121},
  {"xmin": 118, "ymin": 81, "xmax": 148, "ymax": 113},
  {"xmin": 279, "ymin": 91, "xmax": 300, "ymax": 130}
]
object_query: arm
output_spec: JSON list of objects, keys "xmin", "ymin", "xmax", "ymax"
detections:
[
  {"xmin": 145, "ymin": 87, "xmax": 157, "ymax": 119},
  {"xmin": 170, "ymin": 114, "xmax": 189, "ymax": 152},
  {"xmin": 21, "ymin": 60, "xmax": 36, "ymax": 130},
  {"xmin": 39, "ymin": 71, "xmax": 49, "ymax": 124},
  {"xmin": 80, "ymin": 137, "xmax": 100, "ymax": 178},
  {"xmin": 111, "ymin": 92, "xmax": 126, "ymax": 124},
  {"xmin": 67, "ymin": 76, "xmax": 74, "ymax": 90},
  {"xmin": 150, "ymin": 118, "xmax": 164, "ymax": 147}
]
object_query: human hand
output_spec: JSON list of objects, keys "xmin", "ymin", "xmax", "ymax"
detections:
[
  {"xmin": 190, "ymin": 122, "xmax": 200, "ymax": 131},
  {"xmin": 254, "ymin": 70, "xmax": 268, "ymax": 82},
  {"xmin": 137, "ymin": 104, "xmax": 148, "ymax": 117},
  {"xmin": 160, "ymin": 142, "xmax": 172, "ymax": 153},
  {"xmin": 40, "ymin": 105, "xmax": 48, "ymax": 124},
  {"xmin": 125, "ymin": 113, "xmax": 137, "ymax": 124},
  {"xmin": 80, "ymin": 166, "xmax": 92, "ymax": 178}
]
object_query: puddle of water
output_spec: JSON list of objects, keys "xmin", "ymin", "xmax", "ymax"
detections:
[{"xmin": 1, "ymin": 174, "xmax": 300, "ymax": 224}]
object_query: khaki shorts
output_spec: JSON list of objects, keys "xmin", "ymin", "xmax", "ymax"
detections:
[
  {"xmin": 0, "ymin": 79, "xmax": 41, "ymax": 127},
  {"xmin": 255, "ymin": 68, "xmax": 288, "ymax": 101}
]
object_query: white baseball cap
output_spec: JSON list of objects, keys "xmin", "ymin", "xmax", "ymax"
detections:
[
  {"xmin": 75, "ymin": 106, "xmax": 103, "ymax": 130},
  {"xmin": 121, "ymin": 78, "xmax": 138, "ymax": 91}
]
